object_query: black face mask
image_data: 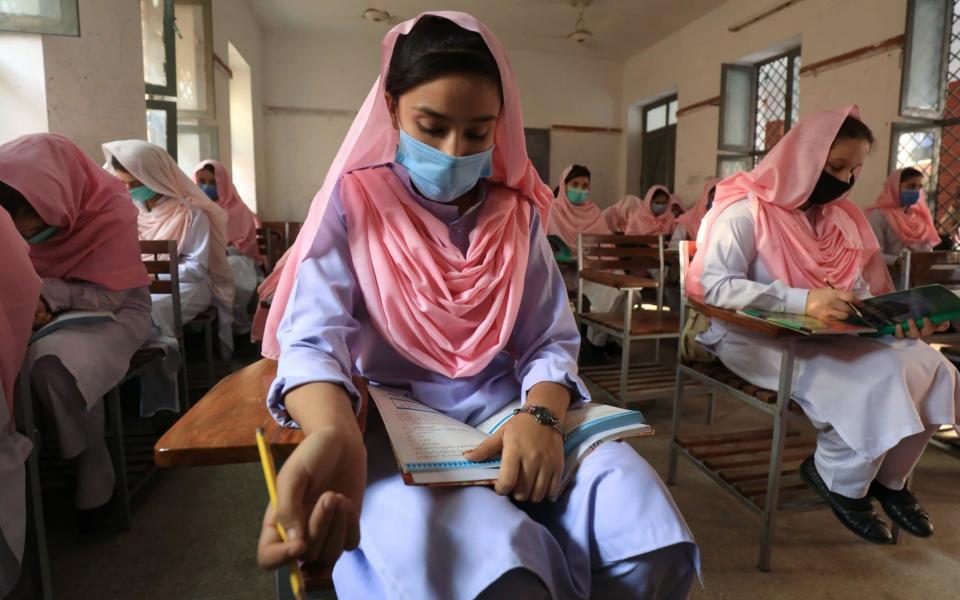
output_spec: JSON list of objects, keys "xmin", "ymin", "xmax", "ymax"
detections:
[{"xmin": 806, "ymin": 170, "xmax": 853, "ymax": 206}]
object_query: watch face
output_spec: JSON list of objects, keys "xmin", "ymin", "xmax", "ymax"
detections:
[{"xmin": 531, "ymin": 406, "xmax": 552, "ymax": 423}]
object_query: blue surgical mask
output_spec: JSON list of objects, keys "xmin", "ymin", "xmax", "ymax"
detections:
[
  {"xmin": 199, "ymin": 183, "xmax": 218, "ymax": 200},
  {"xmin": 26, "ymin": 225, "xmax": 59, "ymax": 245},
  {"xmin": 395, "ymin": 129, "xmax": 493, "ymax": 203},
  {"xmin": 651, "ymin": 202, "xmax": 668, "ymax": 216},
  {"xmin": 129, "ymin": 184, "xmax": 157, "ymax": 205},
  {"xmin": 566, "ymin": 187, "xmax": 589, "ymax": 205},
  {"xmin": 900, "ymin": 189, "xmax": 921, "ymax": 208}
]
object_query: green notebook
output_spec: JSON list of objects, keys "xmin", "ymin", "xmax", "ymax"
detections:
[
  {"xmin": 547, "ymin": 235, "xmax": 575, "ymax": 264},
  {"xmin": 740, "ymin": 284, "xmax": 960, "ymax": 337}
]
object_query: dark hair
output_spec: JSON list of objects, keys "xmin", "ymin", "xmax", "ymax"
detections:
[
  {"xmin": 833, "ymin": 116, "xmax": 875, "ymax": 147},
  {"xmin": 900, "ymin": 167, "xmax": 923, "ymax": 182},
  {"xmin": 0, "ymin": 180, "xmax": 34, "ymax": 218},
  {"xmin": 651, "ymin": 189, "xmax": 670, "ymax": 203},
  {"xmin": 385, "ymin": 15, "xmax": 502, "ymax": 99},
  {"xmin": 202, "ymin": 164, "xmax": 215, "ymax": 175},
  {"xmin": 111, "ymin": 156, "xmax": 129, "ymax": 173},
  {"xmin": 564, "ymin": 164, "xmax": 591, "ymax": 184}
]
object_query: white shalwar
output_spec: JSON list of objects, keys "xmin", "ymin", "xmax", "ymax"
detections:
[
  {"xmin": 227, "ymin": 250, "xmax": 257, "ymax": 335},
  {"xmin": 697, "ymin": 199, "xmax": 960, "ymax": 498}
]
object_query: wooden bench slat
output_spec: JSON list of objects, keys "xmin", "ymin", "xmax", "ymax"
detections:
[
  {"xmin": 580, "ymin": 270, "xmax": 658, "ymax": 290},
  {"xmin": 581, "ymin": 311, "xmax": 680, "ymax": 336}
]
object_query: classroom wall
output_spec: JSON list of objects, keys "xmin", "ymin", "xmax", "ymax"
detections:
[
  {"xmin": 210, "ymin": 0, "xmax": 266, "ymax": 209},
  {"xmin": 0, "ymin": 34, "xmax": 48, "ymax": 144},
  {"xmin": 41, "ymin": 0, "xmax": 146, "ymax": 162},
  {"xmin": 260, "ymin": 29, "xmax": 624, "ymax": 221},
  {"xmin": 618, "ymin": 0, "xmax": 909, "ymax": 208}
]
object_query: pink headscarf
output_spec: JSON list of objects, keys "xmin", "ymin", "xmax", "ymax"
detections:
[
  {"xmin": 259, "ymin": 12, "xmax": 554, "ymax": 376},
  {"xmin": 546, "ymin": 165, "xmax": 610, "ymax": 249},
  {"xmin": 0, "ymin": 212, "xmax": 41, "ymax": 416},
  {"xmin": 625, "ymin": 185, "xmax": 676, "ymax": 236},
  {"xmin": 675, "ymin": 178, "xmax": 721, "ymax": 240},
  {"xmin": 686, "ymin": 106, "xmax": 894, "ymax": 299},
  {"xmin": 0, "ymin": 134, "xmax": 150, "ymax": 291},
  {"xmin": 867, "ymin": 170, "xmax": 940, "ymax": 248},
  {"xmin": 194, "ymin": 160, "xmax": 262, "ymax": 262},
  {"xmin": 603, "ymin": 194, "xmax": 642, "ymax": 233},
  {"xmin": 102, "ymin": 140, "xmax": 236, "ymax": 312}
]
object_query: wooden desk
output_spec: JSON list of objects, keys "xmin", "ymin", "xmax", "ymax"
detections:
[{"xmin": 154, "ymin": 359, "xmax": 299, "ymax": 467}]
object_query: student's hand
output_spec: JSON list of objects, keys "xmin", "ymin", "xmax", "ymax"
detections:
[
  {"xmin": 804, "ymin": 288, "xmax": 855, "ymax": 322},
  {"xmin": 33, "ymin": 299, "xmax": 52, "ymax": 330},
  {"xmin": 464, "ymin": 382, "xmax": 571, "ymax": 504},
  {"xmin": 256, "ymin": 425, "xmax": 366, "ymax": 572},
  {"xmin": 894, "ymin": 317, "xmax": 950, "ymax": 340}
]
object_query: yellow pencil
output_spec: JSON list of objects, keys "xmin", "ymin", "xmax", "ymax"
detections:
[{"xmin": 255, "ymin": 427, "xmax": 306, "ymax": 600}]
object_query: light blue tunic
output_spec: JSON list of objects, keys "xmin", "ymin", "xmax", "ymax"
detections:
[{"xmin": 268, "ymin": 164, "xmax": 697, "ymax": 599}]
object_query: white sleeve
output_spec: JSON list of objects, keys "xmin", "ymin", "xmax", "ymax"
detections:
[
  {"xmin": 178, "ymin": 208, "xmax": 211, "ymax": 284},
  {"xmin": 867, "ymin": 210, "xmax": 898, "ymax": 266},
  {"xmin": 700, "ymin": 200, "xmax": 809, "ymax": 314}
]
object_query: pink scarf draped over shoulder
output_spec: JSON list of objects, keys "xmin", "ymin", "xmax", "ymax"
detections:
[
  {"xmin": 625, "ymin": 185, "xmax": 676, "ymax": 236},
  {"xmin": 686, "ymin": 105, "xmax": 894, "ymax": 300},
  {"xmin": 0, "ymin": 213, "xmax": 41, "ymax": 416},
  {"xmin": 867, "ymin": 169, "xmax": 940, "ymax": 249},
  {"xmin": 603, "ymin": 194, "xmax": 642, "ymax": 233},
  {"xmin": 546, "ymin": 164, "xmax": 610, "ymax": 249},
  {"xmin": 257, "ymin": 12, "xmax": 554, "ymax": 377},
  {"xmin": 194, "ymin": 159, "xmax": 262, "ymax": 262},
  {"xmin": 675, "ymin": 178, "xmax": 721, "ymax": 240}
]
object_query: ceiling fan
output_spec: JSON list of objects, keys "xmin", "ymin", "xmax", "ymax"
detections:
[{"xmin": 567, "ymin": 0, "xmax": 594, "ymax": 44}]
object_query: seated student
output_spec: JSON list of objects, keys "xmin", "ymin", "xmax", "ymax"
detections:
[
  {"xmin": 546, "ymin": 164, "xmax": 611, "ymax": 251},
  {"xmin": 194, "ymin": 160, "xmax": 262, "ymax": 335},
  {"xmin": 0, "ymin": 210, "xmax": 42, "ymax": 597},
  {"xmin": 0, "ymin": 134, "xmax": 152, "ymax": 519},
  {"xmin": 255, "ymin": 13, "xmax": 697, "ymax": 599},
  {"xmin": 603, "ymin": 194, "xmax": 642, "ymax": 233},
  {"xmin": 669, "ymin": 195, "xmax": 686, "ymax": 218},
  {"xmin": 103, "ymin": 141, "xmax": 236, "ymax": 362},
  {"xmin": 867, "ymin": 167, "xmax": 940, "ymax": 266},
  {"xmin": 626, "ymin": 185, "xmax": 677, "ymax": 236},
  {"xmin": 671, "ymin": 178, "xmax": 720, "ymax": 246},
  {"xmin": 688, "ymin": 106, "xmax": 958, "ymax": 545}
]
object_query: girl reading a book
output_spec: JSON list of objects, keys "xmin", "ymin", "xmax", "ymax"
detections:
[
  {"xmin": 0, "ymin": 134, "xmax": 152, "ymax": 520},
  {"xmin": 0, "ymin": 210, "xmax": 41, "ymax": 595},
  {"xmin": 867, "ymin": 167, "xmax": 941, "ymax": 267},
  {"xmin": 603, "ymin": 193, "xmax": 642, "ymax": 234},
  {"xmin": 687, "ymin": 106, "xmax": 959, "ymax": 545},
  {"xmin": 194, "ymin": 160, "xmax": 262, "ymax": 335},
  {"xmin": 256, "ymin": 13, "xmax": 697, "ymax": 599},
  {"xmin": 671, "ymin": 178, "xmax": 720, "ymax": 246}
]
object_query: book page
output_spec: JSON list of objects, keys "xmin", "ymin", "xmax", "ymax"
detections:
[{"xmin": 369, "ymin": 387, "xmax": 497, "ymax": 471}]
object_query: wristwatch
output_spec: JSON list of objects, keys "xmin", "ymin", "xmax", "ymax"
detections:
[{"xmin": 512, "ymin": 405, "xmax": 565, "ymax": 441}]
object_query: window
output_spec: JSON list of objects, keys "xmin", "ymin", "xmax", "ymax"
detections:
[
  {"xmin": 717, "ymin": 48, "xmax": 801, "ymax": 175},
  {"xmin": 641, "ymin": 95, "xmax": 678, "ymax": 192},
  {"xmin": 0, "ymin": 0, "xmax": 79, "ymax": 36},
  {"xmin": 645, "ymin": 97, "xmax": 678, "ymax": 133},
  {"xmin": 897, "ymin": 0, "xmax": 960, "ymax": 234},
  {"xmin": 177, "ymin": 124, "xmax": 218, "ymax": 174},
  {"xmin": 174, "ymin": 0, "xmax": 215, "ymax": 118}
]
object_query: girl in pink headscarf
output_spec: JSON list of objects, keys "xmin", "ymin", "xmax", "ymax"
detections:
[
  {"xmin": 103, "ymin": 140, "xmax": 236, "ymax": 359},
  {"xmin": 0, "ymin": 133, "xmax": 152, "ymax": 517},
  {"xmin": 867, "ymin": 168, "xmax": 940, "ymax": 266},
  {"xmin": 626, "ymin": 185, "xmax": 677, "ymax": 236},
  {"xmin": 603, "ymin": 194, "xmax": 642, "ymax": 233},
  {"xmin": 671, "ymin": 178, "xmax": 720, "ymax": 245},
  {"xmin": 546, "ymin": 164, "xmax": 611, "ymax": 251},
  {"xmin": 195, "ymin": 160, "xmax": 262, "ymax": 334},
  {"xmin": 255, "ymin": 13, "xmax": 696, "ymax": 599},
  {"xmin": 687, "ymin": 106, "xmax": 957, "ymax": 546},
  {"xmin": 0, "ymin": 210, "xmax": 41, "ymax": 596}
]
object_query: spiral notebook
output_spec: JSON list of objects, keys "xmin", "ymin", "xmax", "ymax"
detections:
[{"xmin": 368, "ymin": 386, "xmax": 653, "ymax": 489}]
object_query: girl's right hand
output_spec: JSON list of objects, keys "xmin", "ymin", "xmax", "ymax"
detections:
[
  {"xmin": 257, "ymin": 425, "xmax": 367, "ymax": 571},
  {"xmin": 805, "ymin": 288, "xmax": 855, "ymax": 321}
]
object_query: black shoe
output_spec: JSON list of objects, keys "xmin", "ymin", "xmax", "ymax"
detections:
[
  {"xmin": 76, "ymin": 493, "xmax": 115, "ymax": 533},
  {"xmin": 870, "ymin": 481, "xmax": 934, "ymax": 538},
  {"xmin": 799, "ymin": 456, "xmax": 893, "ymax": 545}
]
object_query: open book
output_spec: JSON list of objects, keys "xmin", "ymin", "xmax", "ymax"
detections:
[
  {"xmin": 739, "ymin": 284, "xmax": 960, "ymax": 336},
  {"xmin": 30, "ymin": 310, "xmax": 117, "ymax": 344},
  {"xmin": 369, "ymin": 386, "xmax": 652, "ymax": 490}
]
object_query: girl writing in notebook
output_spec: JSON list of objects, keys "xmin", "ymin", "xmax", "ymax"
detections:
[
  {"xmin": 0, "ymin": 134, "xmax": 152, "ymax": 521},
  {"xmin": 688, "ymin": 106, "xmax": 959, "ymax": 545},
  {"xmin": 671, "ymin": 179, "xmax": 720, "ymax": 246},
  {"xmin": 256, "ymin": 13, "xmax": 697, "ymax": 599},
  {"xmin": 866, "ymin": 167, "xmax": 941, "ymax": 268}
]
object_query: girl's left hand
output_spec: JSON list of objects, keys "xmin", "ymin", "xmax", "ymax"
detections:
[
  {"xmin": 894, "ymin": 317, "xmax": 950, "ymax": 340},
  {"xmin": 464, "ymin": 409, "xmax": 565, "ymax": 504}
]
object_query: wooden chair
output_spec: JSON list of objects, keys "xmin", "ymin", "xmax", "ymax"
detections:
[
  {"xmin": 668, "ymin": 240, "xmax": 832, "ymax": 571},
  {"xmin": 575, "ymin": 233, "xmax": 684, "ymax": 406},
  {"xmin": 183, "ymin": 306, "xmax": 218, "ymax": 391},
  {"xmin": 256, "ymin": 226, "xmax": 285, "ymax": 275},
  {"xmin": 155, "ymin": 359, "xmax": 368, "ymax": 598},
  {"xmin": 900, "ymin": 249, "xmax": 960, "ymax": 344}
]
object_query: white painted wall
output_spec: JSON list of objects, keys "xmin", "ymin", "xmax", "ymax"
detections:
[
  {"xmin": 211, "ymin": 0, "xmax": 266, "ymax": 209},
  {"xmin": 41, "ymin": 0, "xmax": 146, "ymax": 162},
  {"xmin": 260, "ymin": 29, "xmax": 624, "ymax": 220},
  {"xmin": 0, "ymin": 34, "xmax": 48, "ymax": 144},
  {"xmin": 619, "ymin": 0, "xmax": 909, "ymax": 208}
]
